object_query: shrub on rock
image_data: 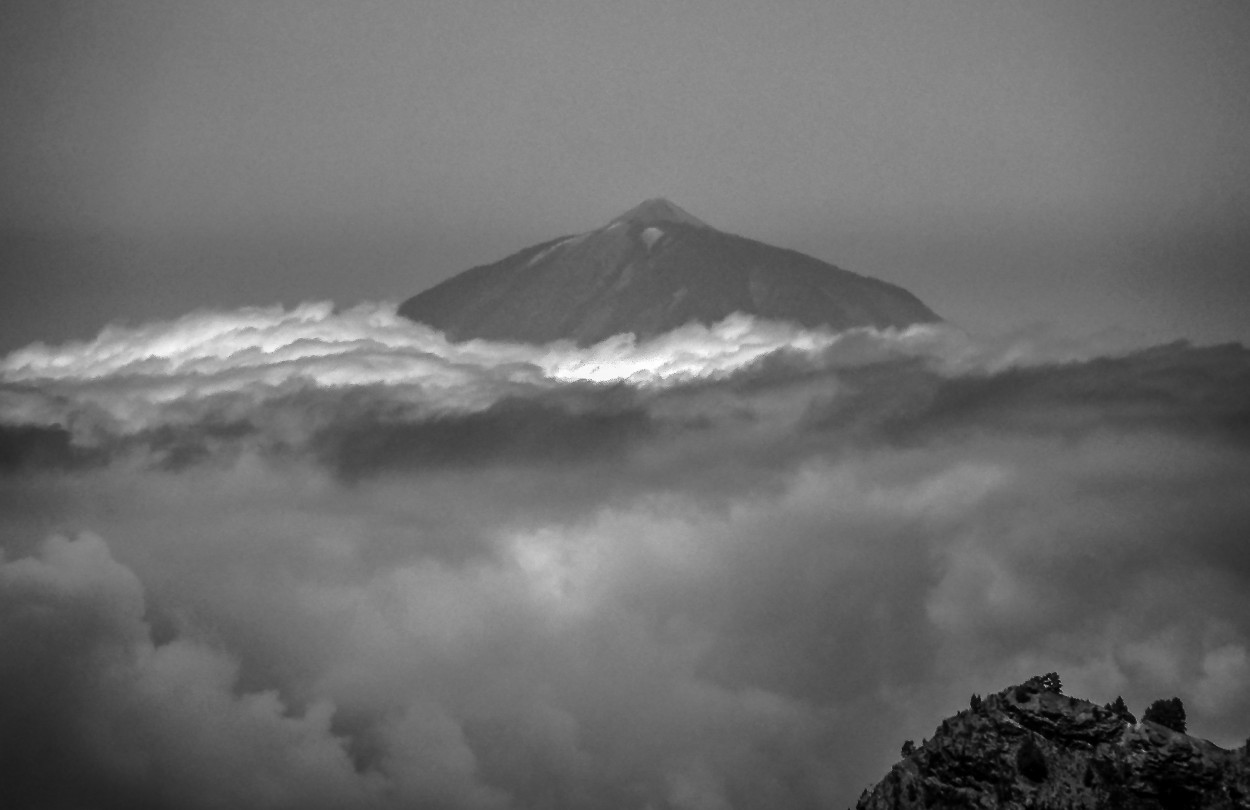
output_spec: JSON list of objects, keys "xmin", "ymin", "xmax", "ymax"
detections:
[{"xmin": 1143, "ymin": 697, "xmax": 1186, "ymax": 733}]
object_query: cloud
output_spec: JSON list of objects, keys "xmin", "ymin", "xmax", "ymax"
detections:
[
  {"xmin": 0, "ymin": 300, "xmax": 1112, "ymax": 445},
  {"xmin": 2, "ymin": 303, "xmax": 1250, "ymax": 808},
  {"xmin": 0, "ymin": 533, "xmax": 378, "ymax": 810}
]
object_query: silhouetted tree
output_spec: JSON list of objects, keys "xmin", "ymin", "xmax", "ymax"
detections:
[
  {"xmin": 901, "ymin": 740, "xmax": 915, "ymax": 757},
  {"xmin": 1039, "ymin": 672, "xmax": 1062, "ymax": 694},
  {"xmin": 1143, "ymin": 697, "xmax": 1186, "ymax": 733},
  {"xmin": 1105, "ymin": 695, "xmax": 1137, "ymax": 724},
  {"xmin": 970, "ymin": 693, "xmax": 983, "ymax": 712}
]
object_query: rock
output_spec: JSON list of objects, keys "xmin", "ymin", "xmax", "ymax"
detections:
[{"xmin": 856, "ymin": 676, "xmax": 1250, "ymax": 809}]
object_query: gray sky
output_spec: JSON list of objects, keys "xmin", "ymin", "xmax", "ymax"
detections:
[{"xmin": 3, "ymin": 0, "xmax": 1249, "ymax": 351}]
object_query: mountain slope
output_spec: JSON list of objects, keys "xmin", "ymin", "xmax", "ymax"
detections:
[
  {"xmin": 857, "ymin": 676, "xmax": 1250, "ymax": 810},
  {"xmin": 398, "ymin": 199, "xmax": 940, "ymax": 345}
]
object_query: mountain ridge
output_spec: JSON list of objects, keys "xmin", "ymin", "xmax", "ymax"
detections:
[{"xmin": 398, "ymin": 199, "xmax": 940, "ymax": 345}]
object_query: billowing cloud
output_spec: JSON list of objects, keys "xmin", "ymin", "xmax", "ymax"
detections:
[{"xmin": 2, "ymin": 304, "xmax": 1249, "ymax": 809}]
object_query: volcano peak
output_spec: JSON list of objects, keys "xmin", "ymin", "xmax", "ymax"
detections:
[
  {"xmin": 608, "ymin": 198, "xmax": 710, "ymax": 229},
  {"xmin": 399, "ymin": 201, "xmax": 940, "ymax": 345}
]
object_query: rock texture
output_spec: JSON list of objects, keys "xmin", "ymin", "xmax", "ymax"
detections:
[
  {"xmin": 398, "ymin": 199, "xmax": 940, "ymax": 345},
  {"xmin": 857, "ymin": 677, "xmax": 1250, "ymax": 810}
]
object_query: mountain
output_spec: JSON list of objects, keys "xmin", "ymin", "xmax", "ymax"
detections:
[
  {"xmin": 856, "ymin": 675, "xmax": 1250, "ymax": 810},
  {"xmin": 398, "ymin": 198, "xmax": 940, "ymax": 345}
]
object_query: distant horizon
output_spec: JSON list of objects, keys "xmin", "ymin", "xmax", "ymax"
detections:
[
  {"xmin": 4, "ymin": 2, "xmax": 1250, "ymax": 354},
  {"xmin": 2, "ymin": 188, "xmax": 1245, "ymax": 355}
]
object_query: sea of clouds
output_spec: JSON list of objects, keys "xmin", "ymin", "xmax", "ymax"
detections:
[{"xmin": 2, "ymin": 302, "xmax": 1249, "ymax": 809}]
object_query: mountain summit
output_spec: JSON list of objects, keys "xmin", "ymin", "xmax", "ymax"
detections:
[
  {"xmin": 608, "ymin": 197, "xmax": 711, "ymax": 229},
  {"xmin": 399, "ymin": 199, "xmax": 940, "ymax": 345}
]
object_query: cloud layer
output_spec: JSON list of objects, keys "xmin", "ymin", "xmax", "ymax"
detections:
[{"xmin": 2, "ymin": 304, "xmax": 1249, "ymax": 809}]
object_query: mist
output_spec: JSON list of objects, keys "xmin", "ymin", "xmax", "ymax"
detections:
[{"xmin": 2, "ymin": 304, "xmax": 1249, "ymax": 809}]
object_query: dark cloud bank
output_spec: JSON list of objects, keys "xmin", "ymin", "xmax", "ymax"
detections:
[{"xmin": 2, "ymin": 305, "xmax": 1249, "ymax": 809}]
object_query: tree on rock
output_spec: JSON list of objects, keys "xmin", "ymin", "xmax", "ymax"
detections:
[
  {"xmin": 1039, "ymin": 672, "xmax": 1062, "ymax": 694},
  {"xmin": 1105, "ymin": 695, "xmax": 1137, "ymax": 724},
  {"xmin": 1143, "ymin": 697, "xmax": 1186, "ymax": 733}
]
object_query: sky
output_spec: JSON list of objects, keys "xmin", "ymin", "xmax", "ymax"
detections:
[
  {"xmin": 2, "ymin": 0, "xmax": 1250, "ymax": 352},
  {"xmin": 3, "ymin": 3, "xmax": 1250, "ymax": 809}
]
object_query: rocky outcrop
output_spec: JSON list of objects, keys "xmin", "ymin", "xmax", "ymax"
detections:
[
  {"xmin": 399, "ymin": 199, "xmax": 940, "ymax": 346},
  {"xmin": 856, "ymin": 677, "xmax": 1250, "ymax": 809}
]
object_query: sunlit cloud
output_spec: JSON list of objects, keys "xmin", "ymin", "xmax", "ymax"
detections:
[{"xmin": 0, "ymin": 300, "xmax": 1146, "ymax": 446}]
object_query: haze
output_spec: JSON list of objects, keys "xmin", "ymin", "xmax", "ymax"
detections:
[{"xmin": 3, "ymin": 1, "xmax": 1250, "ymax": 351}]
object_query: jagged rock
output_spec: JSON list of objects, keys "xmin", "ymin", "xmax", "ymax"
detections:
[{"xmin": 856, "ymin": 677, "xmax": 1250, "ymax": 809}]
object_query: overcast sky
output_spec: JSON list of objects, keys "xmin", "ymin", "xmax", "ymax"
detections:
[{"xmin": 2, "ymin": 0, "xmax": 1249, "ymax": 352}]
